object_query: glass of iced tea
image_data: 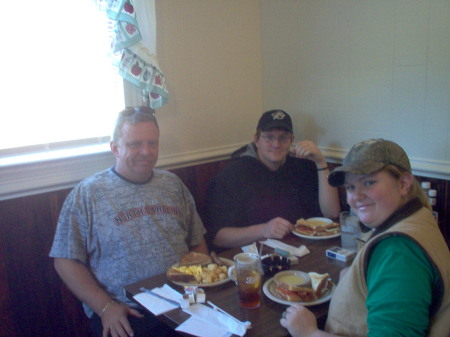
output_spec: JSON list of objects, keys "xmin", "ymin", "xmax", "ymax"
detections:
[{"xmin": 234, "ymin": 253, "xmax": 262, "ymax": 309}]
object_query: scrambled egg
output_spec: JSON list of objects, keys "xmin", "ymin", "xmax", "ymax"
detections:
[{"xmin": 173, "ymin": 263, "xmax": 228, "ymax": 284}]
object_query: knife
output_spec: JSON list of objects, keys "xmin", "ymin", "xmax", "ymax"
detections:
[
  {"xmin": 207, "ymin": 301, "xmax": 252, "ymax": 329},
  {"xmin": 140, "ymin": 287, "xmax": 180, "ymax": 307}
]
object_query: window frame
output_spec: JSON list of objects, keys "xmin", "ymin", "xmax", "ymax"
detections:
[
  {"xmin": 0, "ymin": 144, "xmax": 114, "ymax": 200},
  {"xmin": 0, "ymin": 138, "xmax": 240, "ymax": 201}
]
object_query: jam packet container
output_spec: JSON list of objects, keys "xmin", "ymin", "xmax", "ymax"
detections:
[
  {"xmin": 181, "ymin": 294, "xmax": 190, "ymax": 308},
  {"xmin": 195, "ymin": 288, "xmax": 206, "ymax": 303},
  {"xmin": 184, "ymin": 286, "xmax": 198, "ymax": 304}
]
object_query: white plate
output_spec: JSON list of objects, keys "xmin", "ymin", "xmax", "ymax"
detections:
[
  {"xmin": 293, "ymin": 217, "xmax": 340, "ymax": 240},
  {"xmin": 167, "ymin": 258, "xmax": 234, "ymax": 288},
  {"xmin": 263, "ymin": 277, "xmax": 335, "ymax": 306},
  {"xmin": 292, "ymin": 230, "xmax": 341, "ymax": 240}
]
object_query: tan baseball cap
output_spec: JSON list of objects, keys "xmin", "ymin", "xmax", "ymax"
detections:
[{"xmin": 328, "ymin": 139, "xmax": 411, "ymax": 187}]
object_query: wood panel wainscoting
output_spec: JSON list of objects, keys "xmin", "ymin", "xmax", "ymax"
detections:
[{"xmin": 0, "ymin": 159, "xmax": 448, "ymax": 337}]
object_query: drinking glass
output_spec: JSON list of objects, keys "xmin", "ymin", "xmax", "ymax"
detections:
[
  {"xmin": 234, "ymin": 253, "xmax": 262, "ymax": 309},
  {"xmin": 339, "ymin": 211, "xmax": 360, "ymax": 252}
]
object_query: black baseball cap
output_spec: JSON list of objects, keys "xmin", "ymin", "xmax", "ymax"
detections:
[{"xmin": 257, "ymin": 110, "xmax": 293, "ymax": 132}]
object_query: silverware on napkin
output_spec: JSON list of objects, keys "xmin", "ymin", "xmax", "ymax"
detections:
[
  {"xmin": 207, "ymin": 301, "xmax": 251, "ymax": 328},
  {"xmin": 140, "ymin": 287, "xmax": 180, "ymax": 307}
]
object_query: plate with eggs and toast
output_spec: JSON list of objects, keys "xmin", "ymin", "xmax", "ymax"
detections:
[{"xmin": 167, "ymin": 252, "xmax": 234, "ymax": 287}]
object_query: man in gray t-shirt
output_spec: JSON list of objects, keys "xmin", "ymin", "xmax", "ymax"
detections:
[{"xmin": 50, "ymin": 106, "xmax": 208, "ymax": 337}]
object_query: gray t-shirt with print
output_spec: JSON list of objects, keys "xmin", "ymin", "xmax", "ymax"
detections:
[{"xmin": 50, "ymin": 167, "xmax": 206, "ymax": 317}]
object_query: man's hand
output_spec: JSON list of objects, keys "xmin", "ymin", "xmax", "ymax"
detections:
[
  {"xmin": 261, "ymin": 217, "xmax": 294, "ymax": 239},
  {"xmin": 291, "ymin": 140, "xmax": 326, "ymax": 167},
  {"xmin": 101, "ymin": 302, "xmax": 143, "ymax": 337}
]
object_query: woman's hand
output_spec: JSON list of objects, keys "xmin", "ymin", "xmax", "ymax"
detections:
[{"xmin": 280, "ymin": 303, "xmax": 319, "ymax": 337}]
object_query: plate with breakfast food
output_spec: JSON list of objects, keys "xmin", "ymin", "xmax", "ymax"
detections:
[
  {"xmin": 292, "ymin": 217, "xmax": 340, "ymax": 239},
  {"xmin": 167, "ymin": 251, "xmax": 234, "ymax": 287},
  {"xmin": 263, "ymin": 270, "xmax": 335, "ymax": 306}
]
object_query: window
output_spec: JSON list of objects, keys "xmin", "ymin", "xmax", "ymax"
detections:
[
  {"xmin": 1, "ymin": 1, "xmax": 124, "ymax": 159},
  {"xmin": 0, "ymin": 1, "xmax": 128, "ymax": 200}
]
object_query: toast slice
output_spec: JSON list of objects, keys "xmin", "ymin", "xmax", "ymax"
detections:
[{"xmin": 179, "ymin": 252, "xmax": 212, "ymax": 266}]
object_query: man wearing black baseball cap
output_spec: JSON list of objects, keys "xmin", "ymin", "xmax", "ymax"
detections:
[{"xmin": 205, "ymin": 109, "xmax": 340, "ymax": 249}]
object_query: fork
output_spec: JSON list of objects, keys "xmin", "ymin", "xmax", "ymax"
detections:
[{"xmin": 207, "ymin": 301, "xmax": 251, "ymax": 328}]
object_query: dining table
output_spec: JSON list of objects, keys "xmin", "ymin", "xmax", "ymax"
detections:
[{"xmin": 124, "ymin": 232, "xmax": 352, "ymax": 337}]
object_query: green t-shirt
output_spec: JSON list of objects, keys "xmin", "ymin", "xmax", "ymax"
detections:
[{"xmin": 366, "ymin": 235, "xmax": 440, "ymax": 337}]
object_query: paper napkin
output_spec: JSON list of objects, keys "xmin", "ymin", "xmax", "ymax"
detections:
[
  {"xmin": 241, "ymin": 242, "xmax": 258, "ymax": 254},
  {"xmin": 176, "ymin": 316, "xmax": 231, "ymax": 337},
  {"xmin": 177, "ymin": 303, "xmax": 251, "ymax": 337},
  {"xmin": 260, "ymin": 239, "xmax": 310, "ymax": 257},
  {"xmin": 133, "ymin": 284, "xmax": 183, "ymax": 316}
]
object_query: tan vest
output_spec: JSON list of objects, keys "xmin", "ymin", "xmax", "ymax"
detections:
[{"xmin": 325, "ymin": 207, "xmax": 450, "ymax": 337}]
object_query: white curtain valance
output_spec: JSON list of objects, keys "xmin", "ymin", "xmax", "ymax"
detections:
[{"xmin": 95, "ymin": 0, "xmax": 169, "ymax": 109}]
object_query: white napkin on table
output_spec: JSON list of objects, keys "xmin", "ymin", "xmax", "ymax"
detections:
[
  {"xmin": 132, "ymin": 284, "xmax": 183, "ymax": 316},
  {"xmin": 241, "ymin": 242, "xmax": 258, "ymax": 254},
  {"xmin": 176, "ymin": 316, "xmax": 231, "ymax": 337},
  {"xmin": 177, "ymin": 303, "xmax": 251, "ymax": 337},
  {"xmin": 260, "ymin": 239, "xmax": 310, "ymax": 257}
]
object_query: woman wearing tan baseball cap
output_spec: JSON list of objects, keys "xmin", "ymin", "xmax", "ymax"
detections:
[{"xmin": 281, "ymin": 139, "xmax": 450, "ymax": 337}]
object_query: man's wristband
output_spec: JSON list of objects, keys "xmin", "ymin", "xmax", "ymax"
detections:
[
  {"xmin": 101, "ymin": 300, "xmax": 115, "ymax": 317},
  {"xmin": 317, "ymin": 166, "xmax": 329, "ymax": 171}
]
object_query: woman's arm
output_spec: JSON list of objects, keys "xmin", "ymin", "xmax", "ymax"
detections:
[
  {"xmin": 366, "ymin": 236, "xmax": 437, "ymax": 337},
  {"xmin": 280, "ymin": 303, "xmax": 340, "ymax": 337}
]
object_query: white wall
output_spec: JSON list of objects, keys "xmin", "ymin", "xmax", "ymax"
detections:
[
  {"xmin": 154, "ymin": 0, "xmax": 263, "ymax": 166},
  {"xmin": 261, "ymin": 0, "xmax": 450, "ymax": 179}
]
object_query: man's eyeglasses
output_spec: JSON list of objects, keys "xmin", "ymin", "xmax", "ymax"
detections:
[{"xmin": 260, "ymin": 134, "xmax": 292, "ymax": 144}]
